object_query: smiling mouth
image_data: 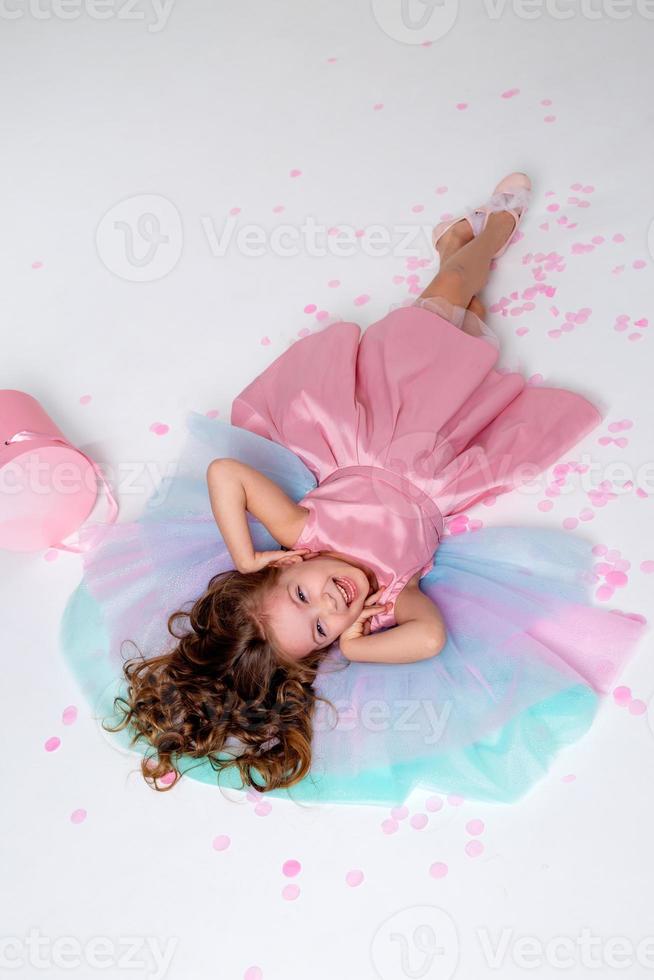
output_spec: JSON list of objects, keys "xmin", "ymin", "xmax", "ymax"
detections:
[{"xmin": 333, "ymin": 576, "xmax": 357, "ymax": 607}]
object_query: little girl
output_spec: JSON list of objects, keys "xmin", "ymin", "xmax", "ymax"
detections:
[{"xmin": 60, "ymin": 172, "xmax": 648, "ymax": 807}]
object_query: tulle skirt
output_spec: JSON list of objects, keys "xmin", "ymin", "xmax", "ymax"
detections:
[{"xmin": 59, "ymin": 411, "xmax": 648, "ymax": 807}]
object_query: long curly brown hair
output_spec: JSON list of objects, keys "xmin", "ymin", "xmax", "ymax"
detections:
[{"xmin": 102, "ymin": 563, "xmax": 349, "ymax": 794}]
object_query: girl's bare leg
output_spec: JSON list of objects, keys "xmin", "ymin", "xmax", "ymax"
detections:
[{"xmin": 420, "ymin": 210, "xmax": 517, "ymax": 310}]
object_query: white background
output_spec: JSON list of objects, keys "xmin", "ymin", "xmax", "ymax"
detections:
[{"xmin": 1, "ymin": 2, "xmax": 653, "ymax": 978}]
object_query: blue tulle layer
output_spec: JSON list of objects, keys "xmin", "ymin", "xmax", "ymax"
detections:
[{"xmin": 59, "ymin": 412, "xmax": 647, "ymax": 807}]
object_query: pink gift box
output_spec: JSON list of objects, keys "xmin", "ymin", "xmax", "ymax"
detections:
[{"xmin": 0, "ymin": 390, "xmax": 118, "ymax": 553}]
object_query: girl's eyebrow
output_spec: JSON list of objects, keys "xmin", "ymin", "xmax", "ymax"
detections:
[{"xmin": 288, "ymin": 583, "xmax": 318, "ymax": 647}]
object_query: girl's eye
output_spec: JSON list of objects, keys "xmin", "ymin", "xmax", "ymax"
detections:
[{"xmin": 297, "ymin": 587, "xmax": 326, "ymax": 639}]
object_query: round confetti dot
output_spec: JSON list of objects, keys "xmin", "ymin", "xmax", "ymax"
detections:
[
  {"xmin": 327, "ymin": 279, "xmax": 340, "ymax": 288},
  {"xmin": 561, "ymin": 773, "xmax": 576, "ymax": 783},
  {"xmin": 429, "ymin": 861, "xmax": 449, "ymax": 879},
  {"xmin": 43, "ymin": 550, "xmax": 59, "ymax": 562},
  {"xmin": 629, "ymin": 699, "xmax": 646, "ymax": 716},
  {"xmin": 160, "ymin": 771, "xmax": 176, "ymax": 786},
  {"xmin": 410, "ymin": 813, "xmax": 428, "ymax": 830},
  {"xmin": 45, "ymin": 736, "xmax": 61, "ymax": 752},
  {"xmin": 229, "ymin": 207, "xmax": 241, "ymax": 216},
  {"xmin": 70, "ymin": 809, "xmax": 87, "ymax": 824},
  {"xmin": 562, "ymin": 517, "xmax": 579, "ymax": 530},
  {"xmin": 605, "ymin": 570, "xmax": 628, "ymax": 588},
  {"xmin": 391, "ymin": 805, "xmax": 408, "ymax": 821},
  {"xmin": 381, "ymin": 818, "xmax": 399, "ymax": 835},
  {"xmin": 466, "ymin": 819, "xmax": 485, "ymax": 836},
  {"xmin": 149, "ymin": 422, "xmax": 169, "ymax": 436},
  {"xmin": 79, "ymin": 394, "xmax": 92, "ymax": 405},
  {"xmin": 289, "ymin": 169, "xmax": 302, "ymax": 178},
  {"xmin": 455, "ymin": 103, "xmax": 468, "ymax": 111},
  {"xmin": 282, "ymin": 884, "xmax": 300, "ymax": 900},
  {"xmin": 244, "ymin": 968, "xmax": 263, "ymax": 980},
  {"xmin": 354, "ymin": 294, "xmax": 370, "ymax": 306},
  {"xmin": 426, "ymin": 795, "xmax": 443, "ymax": 812},
  {"xmin": 62, "ymin": 705, "xmax": 77, "ymax": 725},
  {"xmin": 212, "ymin": 835, "xmax": 230, "ymax": 851},
  {"xmin": 254, "ymin": 802, "xmax": 272, "ymax": 817},
  {"xmin": 640, "ymin": 560, "xmax": 654, "ymax": 574},
  {"xmin": 282, "ymin": 860, "xmax": 301, "ymax": 877},
  {"xmin": 465, "ymin": 840, "xmax": 484, "ymax": 858},
  {"xmin": 346, "ymin": 869, "xmax": 364, "ymax": 887},
  {"xmin": 613, "ymin": 686, "xmax": 632, "ymax": 706},
  {"xmin": 304, "ymin": 304, "xmax": 317, "ymax": 314}
]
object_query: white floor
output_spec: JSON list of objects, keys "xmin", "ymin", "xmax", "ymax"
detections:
[{"xmin": 2, "ymin": 3, "xmax": 654, "ymax": 979}]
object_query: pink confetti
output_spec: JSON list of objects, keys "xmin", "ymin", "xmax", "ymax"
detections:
[
  {"xmin": 346, "ymin": 870, "xmax": 364, "ymax": 887},
  {"xmin": 282, "ymin": 860, "xmax": 301, "ymax": 877},
  {"xmin": 212, "ymin": 835, "xmax": 231, "ymax": 851},
  {"xmin": 354, "ymin": 294, "xmax": 370, "ymax": 306},
  {"xmin": 426, "ymin": 795, "xmax": 443, "ymax": 812},
  {"xmin": 45, "ymin": 736, "xmax": 61, "ymax": 752},
  {"xmin": 62, "ymin": 706, "xmax": 77, "ymax": 725},
  {"xmin": 629, "ymin": 699, "xmax": 647, "ymax": 716},
  {"xmin": 70, "ymin": 809, "xmax": 87, "ymax": 824},
  {"xmin": 410, "ymin": 813, "xmax": 428, "ymax": 830},
  {"xmin": 501, "ymin": 88, "xmax": 520, "ymax": 99},
  {"xmin": 465, "ymin": 840, "xmax": 484, "ymax": 858},
  {"xmin": 289, "ymin": 169, "xmax": 302, "ymax": 178},
  {"xmin": 149, "ymin": 422, "xmax": 169, "ymax": 436},
  {"xmin": 613, "ymin": 686, "xmax": 632, "ymax": 706},
  {"xmin": 429, "ymin": 862, "xmax": 449, "ymax": 879},
  {"xmin": 466, "ymin": 819, "xmax": 485, "ymax": 836},
  {"xmin": 244, "ymin": 968, "xmax": 263, "ymax": 980},
  {"xmin": 282, "ymin": 884, "xmax": 300, "ymax": 900},
  {"xmin": 79, "ymin": 394, "xmax": 92, "ymax": 405}
]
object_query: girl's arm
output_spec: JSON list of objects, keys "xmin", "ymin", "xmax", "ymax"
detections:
[
  {"xmin": 340, "ymin": 574, "xmax": 446, "ymax": 664},
  {"xmin": 206, "ymin": 458, "xmax": 309, "ymax": 572}
]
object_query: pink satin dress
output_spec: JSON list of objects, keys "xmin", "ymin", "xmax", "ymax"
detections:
[{"xmin": 230, "ymin": 299, "xmax": 602, "ymax": 632}]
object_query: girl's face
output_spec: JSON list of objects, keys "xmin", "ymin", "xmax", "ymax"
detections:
[{"xmin": 264, "ymin": 552, "xmax": 378, "ymax": 661}]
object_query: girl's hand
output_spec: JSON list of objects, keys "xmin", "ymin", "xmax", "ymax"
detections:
[
  {"xmin": 338, "ymin": 588, "xmax": 391, "ymax": 658},
  {"xmin": 240, "ymin": 549, "xmax": 313, "ymax": 574}
]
